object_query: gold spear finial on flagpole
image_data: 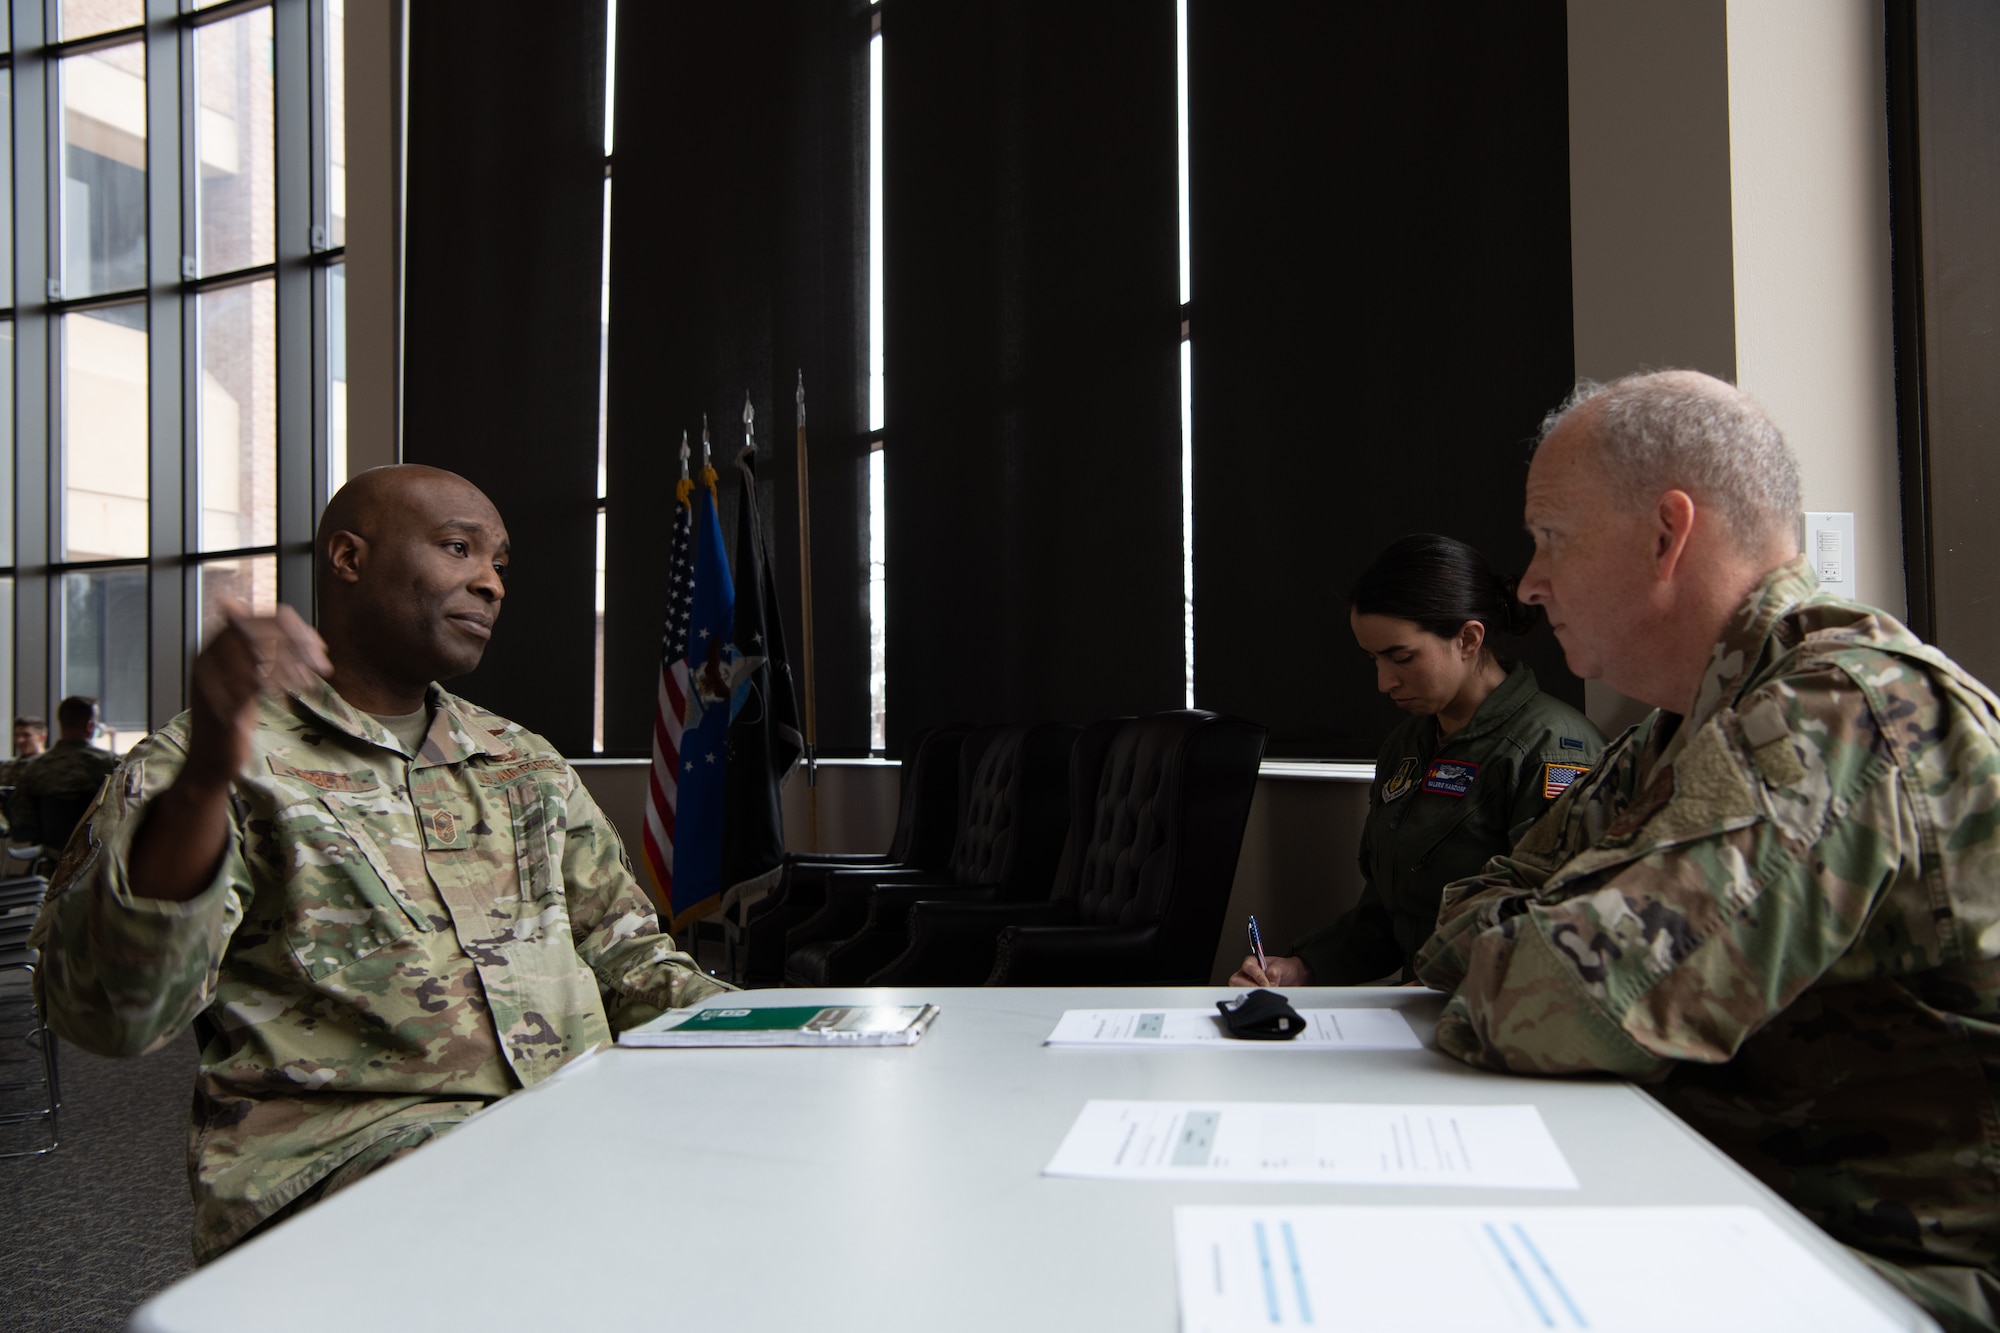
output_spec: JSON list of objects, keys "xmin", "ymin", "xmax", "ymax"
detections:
[{"xmin": 796, "ymin": 369, "xmax": 821, "ymax": 850}]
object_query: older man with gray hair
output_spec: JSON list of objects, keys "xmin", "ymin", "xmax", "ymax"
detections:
[{"xmin": 1416, "ymin": 370, "xmax": 2000, "ymax": 1333}]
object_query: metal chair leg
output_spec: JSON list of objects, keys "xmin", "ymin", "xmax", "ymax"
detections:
[{"xmin": 0, "ymin": 952, "xmax": 59, "ymax": 1157}]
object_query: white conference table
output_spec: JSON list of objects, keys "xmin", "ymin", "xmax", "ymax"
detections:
[{"xmin": 131, "ymin": 987, "xmax": 1935, "ymax": 1332}]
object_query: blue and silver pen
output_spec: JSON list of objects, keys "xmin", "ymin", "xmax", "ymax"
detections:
[{"xmin": 1248, "ymin": 915, "xmax": 1270, "ymax": 978}]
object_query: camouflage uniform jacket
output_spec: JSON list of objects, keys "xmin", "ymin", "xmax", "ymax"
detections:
[
  {"xmin": 30, "ymin": 679, "xmax": 730, "ymax": 1261},
  {"xmin": 0, "ymin": 752, "xmax": 38, "ymax": 837},
  {"xmin": 8, "ymin": 738, "xmax": 120, "ymax": 845},
  {"xmin": 0, "ymin": 751, "xmax": 41, "ymax": 788},
  {"xmin": 1414, "ymin": 556, "xmax": 2000, "ymax": 1318}
]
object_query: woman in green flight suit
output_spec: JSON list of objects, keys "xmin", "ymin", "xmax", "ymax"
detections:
[{"xmin": 1232, "ymin": 534, "xmax": 1605, "ymax": 986}]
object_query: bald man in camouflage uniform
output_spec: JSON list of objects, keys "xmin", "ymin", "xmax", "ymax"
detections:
[
  {"xmin": 1415, "ymin": 372, "xmax": 2000, "ymax": 1333},
  {"xmin": 32, "ymin": 466, "xmax": 728, "ymax": 1263}
]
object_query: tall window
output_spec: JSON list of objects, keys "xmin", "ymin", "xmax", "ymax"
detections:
[
  {"xmin": 55, "ymin": 15, "xmax": 152, "ymax": 748},
  {"xmin": 3, "ymin": 1, "xmax": 347, "ymax": 752},
  {"xmin": 866, "ymin": 5, "xmax": 884, "ymax": 751},
  {"xmin": 325, "ymin": 0, "xmax": 346, "ymax": 484},
  {"xmin": 189, "ymin": 4, "xmax": 279, "ymax": 650},
  {"xmin": 593, "ymin": 0, "xmax": 614, "ymax": 751},
  {"xmin": 1175, "ymin": 0, "xmax": 1193, "ymax": 708}
]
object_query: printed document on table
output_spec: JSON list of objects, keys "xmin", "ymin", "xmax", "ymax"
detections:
[
  {"xmin": 1173, "ymin": 1205, "xmax": 1921, "ymax": 1332},
  {"xmin": 1044, "ymin": 1008, "xmax": 1421, "ymax": 1050},
  {"xmin": 1043, "ymin": 1100, "xmax": 1578, "ymax": 1189}
]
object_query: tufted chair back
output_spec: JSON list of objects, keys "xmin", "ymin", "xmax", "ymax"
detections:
[
  {"xmin": 946, "ymin": 723, "xmax": 1077, "ymax": 898},
  {"xmin": 886, "ymin": 726, "xmax": 970, "ymax": 870},
  {"xmin": 1049, "ymin": 711, "xmax": 1267, "ymax": 977}
]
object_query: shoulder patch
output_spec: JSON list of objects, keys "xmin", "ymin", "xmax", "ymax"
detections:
[
  {"xmin": 1543, "ymin": 762, "xmax": 1590, "ymax": 799},
  {"xmin": 1560, "ymin": 736, "xmax": 1585, "ymax": 750},
  {"xmin": 1420, "ymin": 758, "xmax": 1479, "ymax": 797}
]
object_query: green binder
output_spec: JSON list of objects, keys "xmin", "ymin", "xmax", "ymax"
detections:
[{"xmin": 617, "ymin": 1003, "xmax": 941, "ymax": 1048}]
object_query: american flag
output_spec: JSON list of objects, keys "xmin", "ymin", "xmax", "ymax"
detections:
[{"xmin": 640, "ymin": 478, "xmax": 696, "ymax": 906}]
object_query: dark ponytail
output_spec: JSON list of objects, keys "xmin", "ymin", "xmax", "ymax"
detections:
[{"xmin": 1349, "ymin": 534, "xmax": 1540, "ymax": 653}]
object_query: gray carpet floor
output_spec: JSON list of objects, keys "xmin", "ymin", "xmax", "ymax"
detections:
[{"xmin": 1, "ymin": 984, "xmax": 198, "ymax": 1333}]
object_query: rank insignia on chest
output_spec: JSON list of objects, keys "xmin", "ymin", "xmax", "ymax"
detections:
[
  {"xmin": 1382, "ymin": 757, "xmax": 1419, "ymax": 803},
  {"xmin": 1420, "ymin": 759, "xmax": 1479, "ymax": 797},
  {"xmin": 1543, "ymin": 762, "xmax": 1590, "ymax": 799}
]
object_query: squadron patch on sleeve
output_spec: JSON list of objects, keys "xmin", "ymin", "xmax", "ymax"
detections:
[
  {"xmin": 1543, "ymin": 762, "xmax": 1591, "ymax": 799},
  {"xmin": 1420, "ymin": 759, "xmax": 1480, "ymax": 797}
]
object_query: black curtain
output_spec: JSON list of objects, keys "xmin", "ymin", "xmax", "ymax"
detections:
[
  {"xmin": 1888, "ymin": 0, "xmax": 2000, "ymax": 679},
  {"xmin": 401, "ymin": 2, "xmax": 608, "ymax": 754},
  {"xmin": 403, "ymin": 1, "xmax": 1581, "ymax": 764},
  {"xmin": 601, "ymin": 1, "xmax": 872, "ymax": 758},
  {"xmin": 1188, "ymin": 1, "xmax": 1580, "ymax": 759},
  {"xmin": 882, "ymin": 1, "xmax": 1187, "ymax": 751}
]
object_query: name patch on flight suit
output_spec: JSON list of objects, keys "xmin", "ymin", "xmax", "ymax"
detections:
[
  {"xmin": 1420, "ymin": 759, "xmax": 1479, "ymax": 797},
  {"xmin": 1543, "ymin": 762, "xmax": 1591, "ymax": 799},
  {"xmin": 1382, "ymin": 757, "xmax": 1419, "ymax": 803}
]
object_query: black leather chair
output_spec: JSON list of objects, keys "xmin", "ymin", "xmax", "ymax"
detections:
[
  {"xmin": 870, "ymin": 710, "xmax": 1267, "ymax": 986},
  {"xmin": 734, "ymin": 725, "xmax": 969, "ymax": 986},
  {"xmin": 0, "ymin": 874, "xmax": 58, "ymax": 1158},
  {"xmin": 782, "ymin": 722, "xmax": 1077, "ymax": 986}
]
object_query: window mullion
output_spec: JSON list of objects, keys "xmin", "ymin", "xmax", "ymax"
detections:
[
  {"xmin": 273, "ymin": 0, "xmax": 315, "ymax": 618},
  {"xmin": 13, "ymin": 0, "xmax": 51, "ymax": 725},
  {"xmin": 147, "ymin": 0, "xmax": 188, "ymax": 728}
]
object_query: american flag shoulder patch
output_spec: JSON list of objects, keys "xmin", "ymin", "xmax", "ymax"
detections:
[{"xmin": 1544, "ymin": 762, "xmax": 1590, "ymax": 799}]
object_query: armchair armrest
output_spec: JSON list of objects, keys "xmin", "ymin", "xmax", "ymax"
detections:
[
  {"xmin": 867, "ymin": 899, "xmax": 1077, "ymax": 987},
  {"xmin": 749, "ymin": 856, "xmax": 894, "ymax": 926},
  {"xmin": 797, "ymin": 885, "xmax": 1006, "ymax": 987},
  {"xmin": 785, "ymin": 869, "xmax": 957, "ymax": 954},
  {"xmin": 987, "ymin": 923, "xmax": 1165, "ymax": 986},
  {"xmin": 786, "ymin": 852, "xmax": 894, "ymax": 869},
  {"xmin": 858, "ymin": 882, "xmax": 1002, "ymax": 931}
]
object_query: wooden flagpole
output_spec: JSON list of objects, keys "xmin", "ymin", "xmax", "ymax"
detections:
[{"xmin": 795, "ymin": 371, "xmax": 821, "ymax": 851}]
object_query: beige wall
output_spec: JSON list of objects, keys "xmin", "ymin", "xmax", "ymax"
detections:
[
  {"xmin": 1726, "ymin": 0, "xmax": 1903, "ymax": 617},
  {"xmin": 1204, "ymin": 777, "xmax": 1370, "ymax": 983},
  {"xmin": 1567, "ymin": 0, "xmax": 1738, "ymax": 386},
  {"xmin": 1567, "ymin": 0, "xmax": 1903, "ymax": 737},
  {"xmin": 342, "ymin": 0, "xmax": 403, "ymax": 479}
]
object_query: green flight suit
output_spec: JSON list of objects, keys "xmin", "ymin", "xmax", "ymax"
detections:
[{"xmin": 1292, "ymin": 663, "xmax": 1604, "ymax": 983}]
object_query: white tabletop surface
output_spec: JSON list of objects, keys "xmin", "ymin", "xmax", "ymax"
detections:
[{"xmin": 131, "ymin": 986, "xmax": 1936, "ymax": 1332}]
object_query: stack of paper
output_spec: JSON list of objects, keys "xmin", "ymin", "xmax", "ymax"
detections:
[
  {"xmin": 1043, "ymin": 1100, "xmax": 1579, "ymax": 1189},
  {"xmin": 1172, "ymin": 1205, "xmax": 1918, "ymax": 1332},
  {"xmin": 1044, "ymin": 1008, "xmax": 1421, "ymax": 1050}
]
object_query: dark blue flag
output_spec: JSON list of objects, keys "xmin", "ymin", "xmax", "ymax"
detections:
[{"xmin": 667, "ymin": 464, "xmax": 742, "ymax": 931}]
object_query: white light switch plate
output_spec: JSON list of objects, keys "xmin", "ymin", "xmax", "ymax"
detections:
[{"xmin": 1803, "ymin": 511, "xmax": 1856, "ymax": 599}]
